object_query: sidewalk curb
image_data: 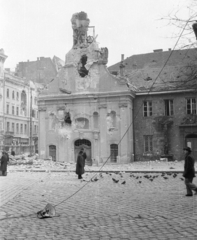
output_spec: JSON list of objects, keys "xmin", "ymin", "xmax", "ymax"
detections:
[{"xmin": 8, "ymin": 169, "xmax": 185, "ymax": 173}]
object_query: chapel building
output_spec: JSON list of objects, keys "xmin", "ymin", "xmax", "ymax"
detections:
[{"xmin": 38, "ymin": 12, "xmax": 135, "ymax": 164}]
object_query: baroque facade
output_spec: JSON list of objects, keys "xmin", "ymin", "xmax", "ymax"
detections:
[
  {"xmin": 38, "ymin": 12, "xmax": 135, "ymax": 163},
  {"xmin": 0, "ymin": 49, "xmax": 40, "ymax": 154}
]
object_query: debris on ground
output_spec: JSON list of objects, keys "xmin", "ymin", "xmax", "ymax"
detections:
[{"xmin": 7, "ymin": 153, "xmax": 184, "ymax": 172}]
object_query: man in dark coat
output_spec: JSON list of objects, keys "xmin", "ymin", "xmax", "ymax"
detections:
[
  {"xmin": 76, "ymin": 148, "xmax": 86, "ymax": 179},
  {"xmin": 183, "ymin": 147, "xmax": 197, "ymax": 196},
  {"xmin": 0, "ymin": 151, "xmax": 9, "ymax": 176}
]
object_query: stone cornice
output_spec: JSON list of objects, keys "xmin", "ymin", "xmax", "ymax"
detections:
[
  {"xmin": 39, "ymin": 90, "xmax": 135, "ymax": 102},
  {"xmin": 98, "ymin": 104, "xmax": 107, "ymax": 109},
  {"xmin": 56, "ymin": 105, "xmax": 65, "ymax": 111},
  {"xmin": 119, "ymin": 102, "xmax": 128, "ymax": 108}
]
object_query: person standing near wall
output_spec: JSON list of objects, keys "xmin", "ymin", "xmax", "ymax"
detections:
[
  {"xmin": 0, "ymin": 151, "xmax": 9, "ymax": 176},
  {"xmin": 76, "ymin": 148, "xmax": 86, "ymax": 179},
  {"xmin": 183, "ymin": 147, "xmax": 197, "ymax": 196}
]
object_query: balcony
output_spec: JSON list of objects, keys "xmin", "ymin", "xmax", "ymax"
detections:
[{"xmin": 5, "ymin": 131, "xmax": 14, "ymax": 137}]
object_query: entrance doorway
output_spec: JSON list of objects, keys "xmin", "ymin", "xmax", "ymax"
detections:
[
  {"xmin": 49, "ymin": 145, "xmax": 56, "ymax": 161},
  {"xmin": 74, "ymin": 139, "xmax": 91, "ymax": 165},
  {"xmin": 186, "ymin": 134, "xmax": 197, "ymax": 160}
]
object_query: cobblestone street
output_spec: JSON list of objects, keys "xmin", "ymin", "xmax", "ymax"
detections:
[{"xmin": 0, "ymin": 167, "xmax": 197, "ymax": 240}]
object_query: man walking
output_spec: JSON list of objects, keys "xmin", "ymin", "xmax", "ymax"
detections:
[{"xmin": 183, "ymin": 147, "xmax": 197, "ymax": 196}]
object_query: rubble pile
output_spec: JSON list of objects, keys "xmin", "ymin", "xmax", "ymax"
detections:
[
  {"xmin": 7, "ymin": 154, "xmax": 184, "ymax": 172},
  {"xmin": 8, "ymin": 154, "xmax": 75, "ymax": 171}
]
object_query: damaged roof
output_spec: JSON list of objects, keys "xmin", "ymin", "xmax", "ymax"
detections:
[{"xmin": 108, "ymin": 48, "xmax": 197, "ymax": 93}]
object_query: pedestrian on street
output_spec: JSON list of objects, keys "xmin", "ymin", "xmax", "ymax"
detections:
[
  {"xmin": 76, "ymin": 148, "xmax": 86, "ymax": 179},
  {"xmin": 183, "ymin": 147, "xmax": 197, "ymax": 196},
  {"xmin": 0, "ymin": 151, "xmax": 9, "ymax": 176}
]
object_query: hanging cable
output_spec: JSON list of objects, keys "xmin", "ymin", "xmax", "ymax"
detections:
[{"xmin": 0, "ymin": 18, "xmax": 191, "ymax": 221}]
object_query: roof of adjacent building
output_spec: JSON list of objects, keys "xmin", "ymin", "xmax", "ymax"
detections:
[
  {"xmin": 108, "ymin": 48, "xmax": 197, "ymax": 93},
  {"xmin": 15, "ymin": 57, "xmax": 60, "ymax": 84}
]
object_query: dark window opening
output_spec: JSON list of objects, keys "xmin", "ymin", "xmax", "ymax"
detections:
[
  {"xmin": 49, "ymin": 145, "xmax": 56, "ymax": 161},
  {"xmin": 110, "ymin": 144, "xmax": 118, "ymax": 162},
  {"xmin": 164, "ymin": 100, "xmax": 173, "ymax": 116},
  {"xmin": 75, "ymin": 139, "xmax": 91, "ymax": 147},
  {"xmin": 64, "ymin": 112, "xmax": 72, "ymax": 124},
  {"xmin": 78, "ymin": 55, "xmax": 89, "ymax": 77}
]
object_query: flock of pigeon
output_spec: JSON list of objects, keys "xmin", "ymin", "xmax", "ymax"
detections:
[{"xmin": 84, "ymin": 172, "xmax": 184, "ymax": 184}]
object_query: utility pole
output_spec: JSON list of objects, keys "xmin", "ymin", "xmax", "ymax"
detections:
[{"xmin": 30, "ymin": 88, "xmax": 32, "ymax": 156}]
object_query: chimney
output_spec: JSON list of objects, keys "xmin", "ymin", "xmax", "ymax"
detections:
[
  {"xmin": 168, "ymin": 48, "xmax": 171, "ymax": 51},
  {"xmin": 119, "ymin": 54, "xmax": 125, "ymax": 76}
]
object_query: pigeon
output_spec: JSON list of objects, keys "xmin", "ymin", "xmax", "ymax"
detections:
[
  {"xmin": 180, "ymin": 178, "xmax": 184, "ymax": 181},
  {"xmin": 112, "ymin": 178, "xmax": 119, "ymax": 183},
  {"xmin": 121, "ymin": 181, "xmax": 126, "ymax": 184},
  {"xmin": 138, "ymin": 181, "xmax": 142, "ymax": 184},
  {"xmin": 163, "ymin": 177, "xmax": 168, "ymax": 180}
]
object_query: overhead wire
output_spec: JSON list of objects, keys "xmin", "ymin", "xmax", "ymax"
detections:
[
  {"xmin": 0, "ymin": 17, "xmax": 191, "ymax": 221},
  {"xmin": 54, "ymin": 18, "xmax": 191, "ymax": 208}
]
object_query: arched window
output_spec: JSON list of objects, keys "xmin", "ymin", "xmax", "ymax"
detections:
[
  {"xmin": 75, "ymin": 117, "xmax": 89, "ymax": 129},
  {"xmin": 93, "ymin": 112, "xmax": 99, "ymax": 128},
  {"xmin": 110, "ymin": 144, "xmax": 118, "ymax": 162}
]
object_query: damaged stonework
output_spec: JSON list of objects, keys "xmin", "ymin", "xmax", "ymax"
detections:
[
  {"xmin": 38, "ymin": 12, "xmax": 135, "ymax": 164},
  {"xmin": 48, "ymin": 110, "xmax": 73, "ymax": 139},
  {"xmin": 49, "ymin": 109, "xmax": 91, "ymax": 138},
  {"xmin": 62, "ymin": 12, "xmax": 109, "ymax": 92},
  {"xmin": 75, "ymin": 64, "xmax": 99, "ymax": 91},
  {"xmin": 106, "ymin": 111, "xmax": 120, "ymax": 133}
]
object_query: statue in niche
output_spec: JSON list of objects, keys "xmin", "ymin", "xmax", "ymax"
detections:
[{"xmin": 71, "ymin": 12, "xmax": 90, "ymax": 48}]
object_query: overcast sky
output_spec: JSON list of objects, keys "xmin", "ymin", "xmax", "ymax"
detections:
[{"xmin": 0, "ymin": 0, "xmax": 193, "ymax": 70}]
